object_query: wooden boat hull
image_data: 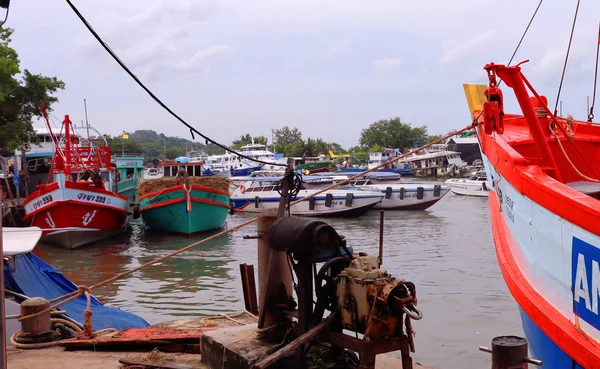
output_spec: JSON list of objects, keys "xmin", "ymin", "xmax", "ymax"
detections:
[
  {"xmin": 139, "ymin": 185, "xmax": 230, "ymax": 234},
  {"xmin": 483, "ymin": 153, "xmax": 597, "ymax": 369},
  {"xmin": 470, "ymin": 63, "xmax": 600, "ymax": 368},
  {"xmin": 117, "ymin": 178, "xmax": 137, "ymax": 202},
  {"xmin": 23, "ymin": 182, "xmax": 130, "ymax": 249}
]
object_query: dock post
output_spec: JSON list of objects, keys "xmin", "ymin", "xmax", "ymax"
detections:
[
  {"xmin": 379, "ymin": 210, "xmax": 384, "ymax": 267},
  {"xmin": 0, "ymin": 190, "xmax": 6, "ymax": 369},
  {"xmin": 257, "ymin": 208, "xmax": 293, "ymax": 329},
  {"xmin": 479, "ymin": 336, "xmax": 542, "ymax": 368}
]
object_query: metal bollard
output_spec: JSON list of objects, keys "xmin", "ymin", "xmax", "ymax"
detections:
[
  {"xmin": 20, "ymin": 297, "xmax": 51, "ymax": 334},
  {"xmin": 479, "ymin": 336, "xmax": 542, "ymax": 368}
]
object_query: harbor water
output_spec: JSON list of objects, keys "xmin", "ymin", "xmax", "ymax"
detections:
[{"xmin": 34, "ymin": 191, "xmax": 523, "ymax": 369}]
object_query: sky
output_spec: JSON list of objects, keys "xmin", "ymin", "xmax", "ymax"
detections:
[{"xmin": 5, "ymin": 0, "xmax": 600, "ymax": 149}]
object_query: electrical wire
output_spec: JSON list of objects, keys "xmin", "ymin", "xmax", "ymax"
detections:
[
  {"xmin": 589, "ymin": 21, "xmax": 600, "ymax": 122},
  {"xmin": 506, "ymin": 0, "xmax": 545, "ymax": 68},
  {"xmin": 0, "ymin": 3, "xmax": 9, "ymax": 27},
  {"xmin": 64, "ymin": 0, "xmax": 285, "ymax": 168},
  {"xmin": 554, "ymin": 0, "xmax": 581, "ymax": 116},
  {"xmin": 472, "ymin": 0, "xmax": 545, "ymax": 124}
]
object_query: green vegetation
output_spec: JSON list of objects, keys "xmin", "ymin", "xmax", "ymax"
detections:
[{"xmin": 0, "ymin": 28, "xmax": 65, "ymax": 151}]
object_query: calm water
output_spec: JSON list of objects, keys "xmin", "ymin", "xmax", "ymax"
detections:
[{"xmin": 35, "ymin": 191, "xmax": 522, "ymax": 369}]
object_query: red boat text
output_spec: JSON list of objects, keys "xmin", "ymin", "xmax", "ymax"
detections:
[
  {"xmin": 30, "ymin": 195, "xmax": 54, "ymax": 211},
  {"xmin": 77, "ymin": 192, "xmax": 108, "ymax": 204}
]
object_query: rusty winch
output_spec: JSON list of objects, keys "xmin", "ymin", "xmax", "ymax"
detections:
[
  {"xmin": 336, "ymin": 255, "xmax": 421, "ymax": 344},
  {"xmin": 262, "ymin": 216, "xmax": 421, "ymax": 369}
]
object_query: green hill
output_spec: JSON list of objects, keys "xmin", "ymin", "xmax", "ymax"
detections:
[{"xmin": 106, "ymin": 130, "xmax": 225, "ymax": 160}]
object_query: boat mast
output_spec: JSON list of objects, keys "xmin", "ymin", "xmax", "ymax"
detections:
[
  {"xmin": 84, "ymin": 99, "xmax": 90, "ymax": 144},
  {"xmin": 64, "ymin": 115, "xmax": 72, "ymax": 178}
]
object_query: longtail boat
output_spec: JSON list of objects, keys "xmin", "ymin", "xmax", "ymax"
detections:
[
  {"xmin": 466, "ymin": 61, "xmax": 600, "ymax": 368},
  {"xmin": 22, "ymin": 111, "xmax": 129, "ymax": 249},
  {"xmin": 138, "ymin": 164, "xmax": 231, "ymax": 234}
]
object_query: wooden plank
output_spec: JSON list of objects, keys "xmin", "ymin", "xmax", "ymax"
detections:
[
  {"xmin": 118, "ymin": 358, "xmax": 194, "ymax": 369},
  {"xmin": 114, "ymin": 328, "xmax": 214, "ymax": 339},
  {"xmin": 62, "ymin": 328, "xmax": 215, "ymax": 351}
]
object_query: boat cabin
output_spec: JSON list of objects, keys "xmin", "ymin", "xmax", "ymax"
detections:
[
  {"xmin": 114, "ymin": 155, "xmax": 145, "ymax": 181},
  {"xmin": 160, "ymin": 161, "xmax": 205, "ymax": 178}
]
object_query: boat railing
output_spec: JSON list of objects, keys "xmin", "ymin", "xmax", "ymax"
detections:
[{"xmin": 114, "ymin": 153, "xmax": 144, "ymax": 158}]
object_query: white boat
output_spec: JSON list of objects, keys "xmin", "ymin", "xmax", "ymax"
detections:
[
  {"xmin": 444, "ymin": 171, "xmax": 490, "ymax": 197},
  {"xmin": 365, "ymin": 183, "xmax": 449, "ymax": 210},
  {"xmin": 142, "ymin": 167, "xmax": 163, "ymax": 179},
  {"xmin": 230, "ymin": 177, "xmax": 383, "ymax": 217},
  {"xmin": 2, "ymin": 227, "xmax": 43, "ymax": 342},
  {"xmin": 309, "ymin": 173, "xmax": 450, "ymax": 210},
  {"xmin": 402, "ymin": 149, "xmax": 467, "ymax": 177}
]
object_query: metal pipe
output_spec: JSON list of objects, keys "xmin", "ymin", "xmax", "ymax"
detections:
[
  {"xmin": 379, "ymin": 210, "xmax": 384, "ymax": 267},
  {"xmin": 479, "ymin": 336, "xmax": 543, "ymax": 368}
]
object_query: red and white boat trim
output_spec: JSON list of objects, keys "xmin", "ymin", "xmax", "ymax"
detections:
[
  {"xmin": 22, "ymin": 113, "xmax": 130, "ymax": 249},
  {"xmin": 471, "ymin": 62, "xmax": 600, "ymax": 368}
]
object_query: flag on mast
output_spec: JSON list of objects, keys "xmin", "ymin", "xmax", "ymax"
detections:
[{"xmin": 123, "ymin": 131, "xmax": 129, "ymax": 140}]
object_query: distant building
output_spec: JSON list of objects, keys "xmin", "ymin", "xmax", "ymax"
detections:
[{"xmin": 445, "ymin": 136, "xmax": 481, "ymax": 165}]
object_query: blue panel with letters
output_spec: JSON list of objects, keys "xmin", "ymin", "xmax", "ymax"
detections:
[{"xmin": 572, "ymin": 236, "xmax": 600, "ymax": 329}]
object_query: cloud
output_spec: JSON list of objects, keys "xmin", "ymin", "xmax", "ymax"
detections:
[
  {"xmin": 168, "ymin": 45, "xmax": 234, "ymax": 72},
  {"xmin": 439, "ymin": 30, "xmax": 495, "ymax": 66},
  {"xmin": 373, "ymin": 57, "xmax": 403, "ymax": 71},
  {"xmin": 74, "ymin": 0, "xmax": 229, "ymax": 80}
]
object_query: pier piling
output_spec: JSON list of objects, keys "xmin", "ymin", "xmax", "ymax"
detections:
[
  {"xmin": 479, "ymin": 336, "xmax": 542, "ymax": 368},
  {"xmin": 256, "ymin": 209, "xmax": 293, "ymax": 329}
]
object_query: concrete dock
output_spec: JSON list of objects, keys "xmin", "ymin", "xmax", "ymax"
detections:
[
  {"xmin": 7, "ymin": 346, "xmax": 436, "ymax": 369},
  {"xmin": 7, "ymin": 313, "xmax": 436, "ymax": 368}
]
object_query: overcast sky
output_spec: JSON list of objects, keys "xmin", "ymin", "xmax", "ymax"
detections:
[{"xmin": 6, "ymin": 0, "xmax": 600, "ymax": 148}]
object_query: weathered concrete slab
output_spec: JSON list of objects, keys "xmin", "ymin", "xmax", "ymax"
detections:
[{"xmin": 200, "ymin": 324, "xmax": 278, "ymax": 369}]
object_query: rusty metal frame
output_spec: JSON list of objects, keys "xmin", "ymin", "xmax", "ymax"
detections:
[{"xmin": 328, "ymin": 332, "xmax": 413, "ymax": 369}]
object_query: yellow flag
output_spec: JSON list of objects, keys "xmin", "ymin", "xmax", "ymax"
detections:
[
  {"xmin": 123, "ymin": 133, "xmax": 129, "ymax": 140},
  {"xmin": 462, "ymin": 84, "xmax": 488, "ymax": 116}
]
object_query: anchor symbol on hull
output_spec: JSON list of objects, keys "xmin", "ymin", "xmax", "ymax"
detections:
[
  {"xmin": 45, "ymin": 213, "xmax": 55, "ymax": 228},
  {"xmin": 82, "ymin": 210, "xmax": 97, "ymax": 226}
]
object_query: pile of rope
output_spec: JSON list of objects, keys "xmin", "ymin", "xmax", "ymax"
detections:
[{"xmin": 13, "ymin": 287, "xmax": 116, "ymax": 349}]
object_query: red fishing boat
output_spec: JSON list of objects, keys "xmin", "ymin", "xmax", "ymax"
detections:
[
  {"xmin": 465, "ymin": 61, "xmax": 600, "ymax": 368},
  {"xmin": 22, "ymin": 110, "xmax": 129, "ymax": 249}
]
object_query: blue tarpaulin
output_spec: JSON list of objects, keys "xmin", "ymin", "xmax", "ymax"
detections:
[
  {"xmin": 12, "ymin": 170, "xmax": 19, "ymax": 192},
  {"xmin": 4, "ymin": 253, "xmax": 149, "ymax": 331}
]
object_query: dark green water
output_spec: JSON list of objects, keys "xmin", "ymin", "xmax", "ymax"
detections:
[{"xmin": 36, "ymin": 192, "xmax": 522, "ymax": 368}]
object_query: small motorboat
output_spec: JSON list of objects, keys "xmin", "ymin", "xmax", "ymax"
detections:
[
  {"xmin": 230, "ymin": 177, "xmax": 383, "ymax": 217},
  {"xmin": 444, "ymin": 171, "xmax": 490, "ymax": 197},
  {"xmin": 307, "ymin": 173, "xmax": 450, "ymax": 210}
]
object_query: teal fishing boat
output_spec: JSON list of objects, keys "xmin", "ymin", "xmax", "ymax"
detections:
[
  {"xmin": 114, "ymin": 154, "xmax": 145, "ymax": 202},
  {"xmin": 137, "ymin": 174, "xmax": 231, "ymax": 234}
]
